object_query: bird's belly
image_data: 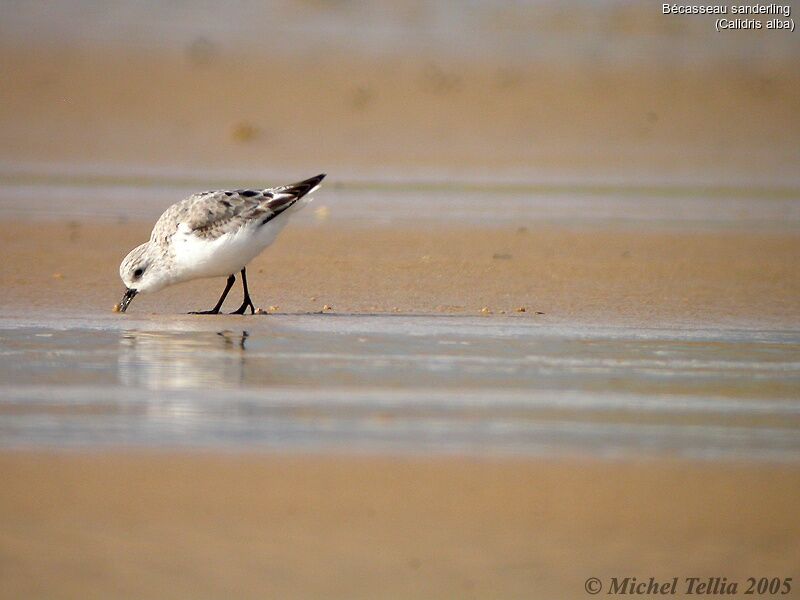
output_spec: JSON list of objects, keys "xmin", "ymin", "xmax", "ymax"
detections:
[{"xmin": 172, "ymin": 220, "xmax": 285, "ymax": 280}]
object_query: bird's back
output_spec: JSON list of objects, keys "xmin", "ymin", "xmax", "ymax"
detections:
[{"xmin": 149, "ymin": 174, "xmax": 325, "ymax": 245}]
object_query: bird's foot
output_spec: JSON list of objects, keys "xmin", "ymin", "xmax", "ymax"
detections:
[
  {"xmin": 188, "ymin": 309, "xmax": 221, "ymax": 315},
  {"xmin": 230, "ymin": 300, "xmax": 255, "ymax": 315}
]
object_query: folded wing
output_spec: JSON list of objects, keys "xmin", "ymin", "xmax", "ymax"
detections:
[{"xmin": 150, "ymin": 174, "xmax": 326, "ymax": 243}]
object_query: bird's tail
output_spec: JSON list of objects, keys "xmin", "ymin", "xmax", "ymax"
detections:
[
  {"xmin": 272, "ymin": 173, "xmax": 326, "ymax": 199},
  {"xmin": 262, "ymin": 173, "xmax": 326, "ymax": 217}
]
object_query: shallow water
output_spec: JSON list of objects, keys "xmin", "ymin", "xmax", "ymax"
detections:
[
  {"xmin": 1, "ymin": 314, "xmax": 798, "ymax": 461},
  {"xmin": 2, "ymin": 178, "xmax": 799, "ymax": 230}
]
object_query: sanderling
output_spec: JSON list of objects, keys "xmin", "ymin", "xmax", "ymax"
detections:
[{"xmin": 117, "ymin": 173, "xmax": 325, "ymax": 314}]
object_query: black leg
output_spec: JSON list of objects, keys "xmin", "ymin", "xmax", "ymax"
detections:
[
  {"xmin": 230, "ymin": 267, "xmax": 256, "ymax": 315},
  {"xmin": 189, "ymin": 274, "xmax": 235, "ymax": 314}
]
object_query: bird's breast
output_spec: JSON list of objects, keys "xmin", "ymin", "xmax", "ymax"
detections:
[{"xmin": 171, "ymin": 219, "xmax": 287, "ymax": 280}]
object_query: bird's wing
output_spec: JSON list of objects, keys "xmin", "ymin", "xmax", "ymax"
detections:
[{"xmin": 149, "ymin": 174, "xmax": 325, "ymax": 244}]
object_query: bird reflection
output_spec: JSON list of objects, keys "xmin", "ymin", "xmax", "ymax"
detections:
[
  {"xmin": 218, "ymin": 330, "xmax": 249, "ymax": 350},
  {"xmin": 118, "ymin": 330, "xmax": 249, "ymax": 390}
]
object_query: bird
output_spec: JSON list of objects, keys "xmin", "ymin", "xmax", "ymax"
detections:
[{"xmin": 117, "ymin": 173, "xmax": 325, "ymax": 314}]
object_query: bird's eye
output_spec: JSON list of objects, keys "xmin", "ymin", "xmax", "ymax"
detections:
[{"xmin": 133, "ymin": 268, "xmax": 144, "ymax": 279}]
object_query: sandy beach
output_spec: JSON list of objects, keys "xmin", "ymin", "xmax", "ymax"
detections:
[
  {"xmin": 1, "ymin": 218, "xmax": 797, "ymax": 598},
  {"xmin": 1, "ymin": 220, "xmax": 799, "ymax": 328},
  {"xmin": 1, "ymin": 3, "xmax": 799, "ymax": 598},
  {"xmin": 1, "ymin": 45, "xmax": 798, "ymax": 185},
  {"xmin": 1, "ymin": 453, "xmax": 798, "ymax": 600}
]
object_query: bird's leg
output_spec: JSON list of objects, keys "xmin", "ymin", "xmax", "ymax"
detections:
[
  {"xmin": 230, "ymin": 267, "xmax": 256, "ymax": 315},
  {"xmin": 189, "ymin": 274, "xmax": 235, "ymax": 314}
]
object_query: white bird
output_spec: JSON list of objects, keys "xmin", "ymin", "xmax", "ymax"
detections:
[{"xmin": 117, "ymin": 173, "xmax": 325, "ymax": 314}]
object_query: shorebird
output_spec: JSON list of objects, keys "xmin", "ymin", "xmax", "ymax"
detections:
[{"xmin": 117, "ymin": 173, "xmax": 325, "ymax": 314}]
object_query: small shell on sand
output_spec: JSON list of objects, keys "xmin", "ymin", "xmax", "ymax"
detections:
[
  {"xmin": 322, "ymin": 304, "xmax": 333, "ymax": 311},
  {"xmin": 254, "ymin": 307, "xmax": 265, "ymax": 314},
  {"xmin": 516, "ymin": 306, "xmax": 526, "ymax": 313},
  {"xmin": 480, "ymin": 306, "xmax": 491, "ymax": 314}
]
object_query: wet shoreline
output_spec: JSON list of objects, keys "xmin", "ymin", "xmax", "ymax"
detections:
[{"xmin": 2, "ymin": 315, "xmax": 798, "ymax": 461}]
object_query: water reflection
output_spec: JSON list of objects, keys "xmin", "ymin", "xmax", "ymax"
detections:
[
  {"xmin": 1, "ymin": 319, "xmax": 798, "ymax": 458},
  {"xmin": 118, "ymin": 330, "xmax": 249, "ymax": 390}
]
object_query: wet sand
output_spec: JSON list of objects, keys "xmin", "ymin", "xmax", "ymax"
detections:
[
  {"xmin": 1, "ymin": 220, "xmax": 798, "ymax": 328},
  {"xmin": 2, "ymin": 221, "xmax": 798, "ymax": 597},
  {"xmin": 0, "ymin": 453, "xmax": 798, "ymax": 600}
]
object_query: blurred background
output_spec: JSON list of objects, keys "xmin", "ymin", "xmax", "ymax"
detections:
[
  {"xmin": 1, "ymin": 4, "xmax": 800, "ymax": 599},
  {"xmin": 2, "ymin": 0, "xmax": 798, "ymax": 186}
]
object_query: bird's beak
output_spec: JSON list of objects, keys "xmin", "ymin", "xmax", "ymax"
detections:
[{"xmin": 119, "ymin": 288, "xmax": 137, "ymax": 313}]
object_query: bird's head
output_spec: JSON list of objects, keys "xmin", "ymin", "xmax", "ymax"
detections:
[{"xmin": 117, "ymin": 243, "xmax": 170, "ymax": 311}]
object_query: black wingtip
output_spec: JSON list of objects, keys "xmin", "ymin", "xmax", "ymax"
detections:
[
  {"xmin": 281, "ymin": 173, "xmax": 326, "ymax": 198},
  {"xmin": 268, "ymin": 173, "xmax": 327, "ymax": 201}
]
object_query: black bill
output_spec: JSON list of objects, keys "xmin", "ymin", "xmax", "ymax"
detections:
[{"xmin": 118, "ymin": 288, "xmax": 137, "ymax": 313}]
